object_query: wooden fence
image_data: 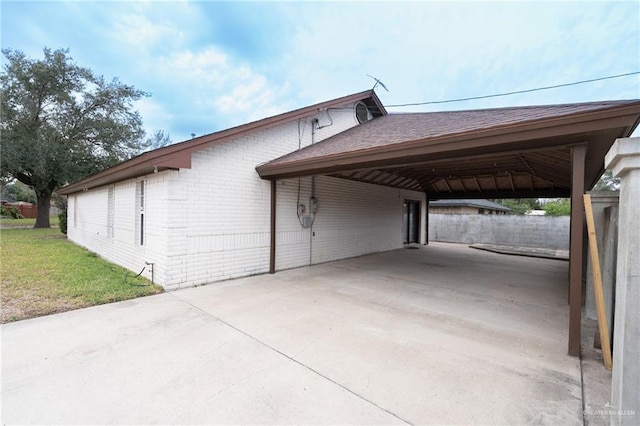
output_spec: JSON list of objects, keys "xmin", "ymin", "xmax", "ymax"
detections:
[{"xmin": 3, "ymin": 203, "xmax": 38, "ymax": 218}]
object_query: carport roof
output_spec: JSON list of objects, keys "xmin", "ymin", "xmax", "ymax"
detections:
[{"xmin": 257, "ymin": 100, "xmax": 640, "ymax": 198}]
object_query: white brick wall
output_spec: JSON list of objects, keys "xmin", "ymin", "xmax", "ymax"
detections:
[
  {"xmin": 67, "ymin": 172, "xmax": 172, "ymax": 284},
  {"xmin": 276, "ymin": 176, "xmax": 425, "ymax": 269},
  {"xmin": 67, "ymin": 102, "xmax": 427, "ymax": 290}
]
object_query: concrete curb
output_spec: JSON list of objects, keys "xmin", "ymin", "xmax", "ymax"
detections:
[{"xmin": 469, "ymin": 243, "xmax": 570, "ymax": 261}]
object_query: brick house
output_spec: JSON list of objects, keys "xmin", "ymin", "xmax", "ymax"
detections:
[
  {"xmin": 58, "ymin": 92, "xmax": 640, "ymax": 293},
  {"xmin": 59, "ymin": 91, "xmax": 427, "ymax": 289}
]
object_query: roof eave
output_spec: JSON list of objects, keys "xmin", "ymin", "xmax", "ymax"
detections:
[
  {"xmin": 256, "ymin": 103, "xmax": 640, "ymax": 180},
  {"xmin": 57, "ymin": 90, "xmax": 383, "ymax": 195}
]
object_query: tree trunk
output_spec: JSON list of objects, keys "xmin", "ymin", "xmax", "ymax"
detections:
[{"xmin": 34, "ymin": 191, "xmax": 52, "ymax": 228}]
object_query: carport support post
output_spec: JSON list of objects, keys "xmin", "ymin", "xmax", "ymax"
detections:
[
  {"xmin": 568, "ymin": 144, "xmax": 587, "ymax": 357},
  {"xmin": 270, "ymin": 179, "xmax": 276, "ymax": 274},
  {"xmin": 424, "ymin": 196, "xmax": 430, "ymax": 245}
]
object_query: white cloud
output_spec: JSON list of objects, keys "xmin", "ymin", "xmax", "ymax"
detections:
[
  {"xmin": 215, "ymin": 73, "xmax": 270, "ymax": 113},
  {"xmin": 95, "ymin": 3, "xmax": 293, "ymax": 140},
  {"xmin": 134, "ymin": 98, "xmax": 174, "ymax": 135},
  {"xmin": 276, "ymin": 1, "xmax": 639, "ymax": 111},
  {"xmin": 215, "ymin": 73, "xmax": 289, "ymax": 123},
  {"xmin": 161, "ymin": 48, "xmax": 229, "ymax": 91},
  {"xmin": 156, "ymin": 47, "xmax": 287, "ymax": 116},
  {"xmin": 113, "ymin": 12, "xmax": 184, "ymax": 52},
  {"xmin": 6, "ymin": 0, "xmax": 636, "ymax": 143},
  {"xmin": 123, "ymin": 0, "xmax": 638, "ymax": 139}
]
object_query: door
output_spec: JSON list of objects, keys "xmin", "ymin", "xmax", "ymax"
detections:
[{"xmin": 403, "ymin": 200, "xmax": 420, "ymax": 244}]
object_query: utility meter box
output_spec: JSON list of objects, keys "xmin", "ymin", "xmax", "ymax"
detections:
[{"xmin": 302, "ymin": 216, "xmax": 313, "ymax": 228}]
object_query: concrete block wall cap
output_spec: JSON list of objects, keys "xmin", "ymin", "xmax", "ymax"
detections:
[
  {"xmin": 586, "ymin": 191, "xmax": 620, "ymax": 204},
  {"xmin": 605, "ymin": 137, "xmax": 640, "ymax": 178}
]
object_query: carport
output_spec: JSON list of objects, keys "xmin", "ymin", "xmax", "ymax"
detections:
[{"xmin": 257, "ymin": 100, "xmax": 640, "ymax": 357}]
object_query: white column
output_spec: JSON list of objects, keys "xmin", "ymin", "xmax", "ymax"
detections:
[{"xmin": 605, "ymin": 137, "xmax": 640, "ymax": 426}]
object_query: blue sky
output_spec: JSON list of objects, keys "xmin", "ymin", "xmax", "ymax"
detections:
[{"xmin": 2, "ymin": 1, "xmax": 639, "ymax": 143}]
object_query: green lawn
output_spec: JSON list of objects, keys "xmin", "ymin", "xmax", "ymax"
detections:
[
  {"xmin": 0, "ymin": 227, "xmax": 163, "ymax": 323},
  {"xmin": 0, "ymin": 216, "xmax": 60, "ymax": 228}
]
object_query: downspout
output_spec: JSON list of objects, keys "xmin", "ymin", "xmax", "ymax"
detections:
[
  {"xmin": 308, "ymin": 114, "xmax": 330, "ymax": 265},
  {"xmin": 425, "ymin": 195, "xmax": 430, "ymax": 245},
  {"xmin": 310, "ymin": 119, "xmax": 318, "ymax": 266},
  {"xmin": 270, "ymin": 179, "xmax": 276, "ymax": 274}
]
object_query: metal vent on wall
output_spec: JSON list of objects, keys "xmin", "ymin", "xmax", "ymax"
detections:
[{"xmin": 355, "ymin": 102, "xmax": 370, "ymax": 124}]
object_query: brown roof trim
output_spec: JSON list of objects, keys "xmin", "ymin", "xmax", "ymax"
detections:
[
  {"xmin": 256, "ymin": 102, "xmax": 640, "ymax": 179},
  {"xmin": 58, "ymin": 90, "xmax": 385, "ymax": 195}
]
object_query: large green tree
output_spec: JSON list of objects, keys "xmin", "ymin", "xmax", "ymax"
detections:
[
  {"xmin": 2, "ymin": 181, "xmax": 36, "ymax": 203},
  {"xmin": 543, "ymin": 198, "xmax": 571, "ymax": 216},
  {"xmin": 145, "ymin": 129, "xmax": 172, "ymax": 150},
  {"xmin": 491, "ymin": 198, "xmax": 541, "ymax": 215},
  {"xmin": 1, "ymin": 48, "xmax": 148, "ymax": 228},
  {"xmin": 593, "ymin": 170, "xmax": 620, "ymax": 191}
]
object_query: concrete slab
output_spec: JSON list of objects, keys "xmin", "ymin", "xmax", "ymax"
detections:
[
  {"xmin": 581, "ymin": 318, "xmax": 614, "ymax": 426},
  {"xmin": 2, "ymin": 242, "xmax": 583, "ymax": 424},
  {"xmin": 1, "ymin": 293, "xmax": 400, "ymax": 424}
]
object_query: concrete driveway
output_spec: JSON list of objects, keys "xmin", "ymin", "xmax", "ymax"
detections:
[{"xmin": 1, "ymin": 242, "xmax": 582, "ymax": 425}]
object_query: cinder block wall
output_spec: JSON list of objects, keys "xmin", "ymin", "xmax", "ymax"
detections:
[{"xmin": 428, "ymin": 214, "xmax": 570, "ymax": 250}]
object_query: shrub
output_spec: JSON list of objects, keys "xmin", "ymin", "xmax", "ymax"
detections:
[
  {"xmin": 58, "ymin": 209, "xmax": 67, "ymax": 234},
  {"xmin": 54, "ymin": 194, "xmax": 68, "ymax": 234},
  {"xmin": 1, "ymin": 205, "xmax": 24, "ymax": 219},
  {"xmin": 495, "ymin": 198, "xmax": 540, "ymax": 215},
  {"xmin": 544, "ymin": 198, "xmax": 571, "ymax": 216}
]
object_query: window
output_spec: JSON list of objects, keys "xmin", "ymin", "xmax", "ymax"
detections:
[
  {"xmin": 136, "ymin": 181, "xmax": 145, "ymax": 245},
  {"xmin": 107, "ymin": 186, "xmax": 114, "ymax": 239}
]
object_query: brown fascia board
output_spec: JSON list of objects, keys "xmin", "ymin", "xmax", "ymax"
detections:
[
  {"xmin": 57, "ymin": 90, "xmax": 384, "ymax": 195},
  {"xmin": 431, "ymin": 189, "xmax": 571, "ymax": 199},
  {"xmin": 362, "ymin": 92, "xmax": 387, "ymax": 116},
  {"xmin": 256, "ymin": 102, "xmax": 640, "ymax": 179}
]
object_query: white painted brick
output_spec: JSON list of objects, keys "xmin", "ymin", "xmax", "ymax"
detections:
[
  {"xmin": 275, "ymin": 176, "xmax": 425, "ymax": 269},
  {"xmin": 68, "ymin": 103, "xmax": 426, "ymax": 290}
]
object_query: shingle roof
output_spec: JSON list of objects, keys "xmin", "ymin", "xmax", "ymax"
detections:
[
  {"xmin": 430, "ymin": 199, "xmax": 511, "ymax": 211},
  {"xmin": 257, "ymin": 99, "xmax": 640, "ymax": 199},
  {"xmin": 261, "ymin": 100, "xmax": 640, "ymax": 167}
]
